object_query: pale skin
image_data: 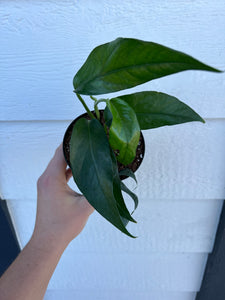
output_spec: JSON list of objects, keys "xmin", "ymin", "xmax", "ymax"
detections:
[{"xmin": 0, "ymin": 144, "xmax": 94, "ymax": 300}]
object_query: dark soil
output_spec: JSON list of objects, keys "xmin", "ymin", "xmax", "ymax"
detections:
[{"xmin": 63, "ymin": 110, "xmax": 145, "ymax": 180}]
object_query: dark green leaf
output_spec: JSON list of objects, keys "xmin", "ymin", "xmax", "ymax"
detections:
[
  {"xmin": 121, "ymin": 181, "xmax": 139, "ymax": 212},
  {"xmin": 107, "ymin": 98, "xmax": 140, "ymax": 165},
  {"xmin": 119, "ymin": 168, "xmax": 137, "ymax": 184},
  {"xmin": 73, "ymin": 37, "xmax": 221, "ymax": 95},
  {"xmin": 119, "ymin": 91, "xmax": 205, "ymax": 130},
  {"xmin": 70, "ymin": 118, "xmax": 135, "ymax": 238},
  {"xmin": 110, "ymin": 150, "xmax": 136, "ymax": 224}
]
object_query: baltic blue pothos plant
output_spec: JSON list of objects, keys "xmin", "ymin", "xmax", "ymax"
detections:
[{"xmin": 68, "ymin": 38, "xmax": 221, "ymax": 237}]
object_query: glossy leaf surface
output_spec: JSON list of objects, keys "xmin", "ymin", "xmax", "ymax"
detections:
[
  {"xmin": 119, "ymin": 91, "xmax": 205, "ymax": 130},
  {"xmin": 73, "ymin": 38, "xmax": 221, "ymax": 95},
  {"xmin": 70, "ymin": 118, "xmax": 135, "ymax": 237},
  {"xmin": 107, "ymin": 98, "xmax": 140, "ymax": 165}
]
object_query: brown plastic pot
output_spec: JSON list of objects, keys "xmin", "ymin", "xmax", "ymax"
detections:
[{"xmin": 63, "ymin": 110, "xmax": 145, "ymax": 180}]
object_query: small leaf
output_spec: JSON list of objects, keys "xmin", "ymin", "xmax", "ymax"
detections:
[
  {"xmin": 121, "ymin": 181, "xmax": 139, "ymax": 212},
  {"xmin": 107, "ymin": 98, "xmax": 140, "ymax": 165},
  {"xmin": 110, "ymin": 150, "xmax": 136, "ymax": 224},
  {"xmin": 73, "ymin": 37, "xmax": 221, "ymax": 95},
  {"xmin": 119, "ymin": 91, "xmax": 205, "ymax": 130},
  {"xmin": 70, "ymin": 118, "xmax": 135, "ymax": 238},
  {"xmin": 119, "ymin": 168, "xmax": 137, "ymax": 184}
]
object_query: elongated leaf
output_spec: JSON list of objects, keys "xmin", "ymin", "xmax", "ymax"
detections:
[
  {"xmin": 119, "ymin": 91, "xmax": 205, "ymax": 130},
  {"xmin": 73, "ymin": 37, "xmax": 221, "ymax": 95},
  {"xmin": 110, "ymin": 149, "xmax": 136, "ymax": 224},
  {"xmin": 119, "ymin": 168, "xmax": 138, "ymax": 212},
  {"xmin": 121, "ymin": 182, "xmax": 139, "ymax": 212},
  {"xmin": 107, "ymin": 98, "xmax": 140, "ymax": 165},
  {"xmin": 70, "ymin": 118, "xmax": 135, "ymax": 237}
]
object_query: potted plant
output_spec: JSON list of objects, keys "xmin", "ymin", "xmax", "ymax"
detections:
[{"xmin": 63, "ymin": 37, "xmax": 221, "ymax": 238}]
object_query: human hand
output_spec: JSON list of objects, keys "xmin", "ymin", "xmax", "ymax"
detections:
[{"xmin": 33, "ymin": 144, "xmax": 94, "ymax": 248}]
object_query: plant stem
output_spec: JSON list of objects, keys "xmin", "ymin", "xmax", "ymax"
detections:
[
  {"xmin": 94, "ymin": 105, "xmax": 100, "ymax": 121},
  {"xmin": 90, "ymin": 95, "xmax": 100, "ymax": 120},
  {"xmin": 90, "ymin": 96, "xmax": 98, "ymax": 102},
  {"xmin": 94, "ymin": 99, "xmax": 108, "ymax": 121},
  {"xmin": 75, "ymin": 93, "xmax": 95, "ymax": 119},
  {"xmin": 94, "ymin": 99, "xmax": 107, "ymax": 109}
]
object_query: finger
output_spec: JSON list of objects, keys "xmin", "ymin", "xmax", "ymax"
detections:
[{"xmin": 44, "ymin": 144, "xmax": 67, "ymax": 179}]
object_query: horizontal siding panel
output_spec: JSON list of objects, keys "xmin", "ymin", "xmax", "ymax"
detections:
[
  {"xmin": 0, "ymin": 120, "xmax": 224, "ymax": 200},
  {"xmin": 46, "ymin": 252, "xmax": 207, "ymax": 291},
  {"xmin": 0, "ymin": 0, "xmax": 224, "ymax": 121},
  {"xmin": 44, "ymin": 290, "xmax": 196, "ymax": 300},
  {"xmin": 7, "ymin": 199, "xmax": 223, "ymax": 253}
]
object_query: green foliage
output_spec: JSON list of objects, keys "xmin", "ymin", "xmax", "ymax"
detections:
[
  {"xmin": 73, "ymin": 37, "xmax": 221, "ymax": 95},
  {"xmin": 68, "ymin": 37, "xmax": 222, "ymax": 237},
  {"xmin": 107, "ymin": 98, "xmax": 140, "ymax": 165},
  {"xmin": 119, "ymin": 91, "xmax": 205, "ymax": 130},
  {"xmin": 70, "ymin": 118, "xmax": 135, "ymax": 237}
]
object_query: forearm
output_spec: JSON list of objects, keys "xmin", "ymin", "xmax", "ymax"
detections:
[
  {"xmin": 0, "ymin": 145, "xmax": 94, "ymax": 300},
  {"xmin": 0, "ymin": 232, "xmax": 67, "ymax": 300}
]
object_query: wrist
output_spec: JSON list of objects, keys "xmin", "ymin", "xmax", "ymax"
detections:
[{"xmin": 30, "ymin": 228, "xmax": 69, "ymax": 254}]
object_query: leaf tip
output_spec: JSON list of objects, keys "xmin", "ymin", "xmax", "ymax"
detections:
[
  {"xmin": 202, "ymin": 119, "xmax": 206, "ymax": 124},
  {"xmin": 214, "ymin": 68, "xmax": 224, "ymax": 73},
  {"xmin": 200, "ymin": 117, "xmax": 206, "ymax": 124},
  {"xmin": 131, "ymin": 234, "xmax": 138, "ymax": 239},
  {"xmin": 125, "ymin": 231, "xmax": 138, "ymax": 238}
]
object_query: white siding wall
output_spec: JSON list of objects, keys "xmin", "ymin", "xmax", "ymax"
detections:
[{"xmin": 1, "ymin": 1, "xmax": 225, "ymax": 299}]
